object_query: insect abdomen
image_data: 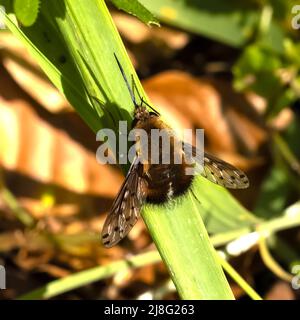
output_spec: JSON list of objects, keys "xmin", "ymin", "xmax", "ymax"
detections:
[{"xmin": 145, "ymin": 163, "xmax": 193, "ymax": 204}]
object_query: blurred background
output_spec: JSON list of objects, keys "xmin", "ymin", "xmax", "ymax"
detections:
[{"xmin": 0, "ymin": 0, "xmax": 300, "ymax": 299}]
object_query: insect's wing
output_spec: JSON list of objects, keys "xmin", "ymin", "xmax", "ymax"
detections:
[
  {"xmin": 202, "ymin": 152, "xmax": 249, "ymax": 189},
  {"xmin": 185, "ymin": 144, "xmax": 249, "ymax": 189},
  {"xmin": 101, "ymin": 157, "xmax": 147, "ymax": 247}
]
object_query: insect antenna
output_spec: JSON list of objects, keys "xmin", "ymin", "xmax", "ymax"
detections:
[
  {"xmin": 114, "ymin": 53, "xmax": 138, "ymax": 107},
  {"xmin": 114, "ymin": 53, "xmax": 160, "ymax": 115}
]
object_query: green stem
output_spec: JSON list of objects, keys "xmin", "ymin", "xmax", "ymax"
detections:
[
  {"xmin": 18, "ymin": 251, "xmax": 161, "ymax": 300},
  {"xmin": 219, "ymin": 254, "xmax": 263, "ymax": 300}
]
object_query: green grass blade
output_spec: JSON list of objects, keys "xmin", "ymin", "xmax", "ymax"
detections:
[
  {"xmin": 143, "ymin": 192, "xmax": 234, "ymax": 299},
  {"xmin": 3, "ymin": 13, "xmax": 102, "ymax": 133}
]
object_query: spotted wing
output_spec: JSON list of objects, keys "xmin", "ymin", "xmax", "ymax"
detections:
[
  {"xmin": 185, "ymin": 144, "xmax": 249, "ymax": 189},
  {"xmin": 101, "ymin": 157, "xmax": 147, "ymax": 248}
]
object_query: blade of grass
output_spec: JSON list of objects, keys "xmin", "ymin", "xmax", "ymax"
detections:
[
  {"xmin": 3, "ymin": 13, "xmax": 102, "ymax": 133},
  {"xmin": 142, "ymin": 192, "xmax": 234, "ymax": 299}
]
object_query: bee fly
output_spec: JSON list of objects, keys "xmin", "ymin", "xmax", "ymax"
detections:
[{"xmin": 101, "ymin": 54, "xmax": 249, "ymax": 248}]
